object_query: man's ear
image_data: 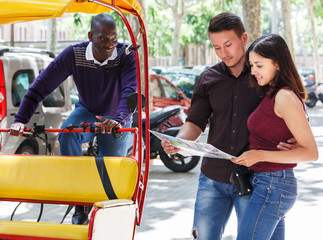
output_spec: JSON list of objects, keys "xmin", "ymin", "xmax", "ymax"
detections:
[
  {"xmin": 242, "ymin": 33, "xmax": 248, "ymax": 46},
  {"xmin": 88, "ymin": 31, "xmax": 93, "ymax": 42}
]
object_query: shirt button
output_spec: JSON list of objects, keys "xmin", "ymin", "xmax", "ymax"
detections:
[
  {"xmin": 234, "ymin": 95, "xmax": 237, "ymax": 99},
  {"xmin": 230, "ymin": 146, "xmax": 234, "ymax": 150},
  {"xmin": 233, "ymin": 113, "xmax": 237, "ymax": 117},
  {"xmin": 232, "ymin": 130, "xmax": 236, "ymax": 133}
]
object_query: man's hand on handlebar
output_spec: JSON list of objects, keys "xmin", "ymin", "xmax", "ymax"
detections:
[
  {"xmin": 9, "ymin": 122, "xmax": 26, "ymax": 137},
  {"xmin": 94, "ymin": 116, "xmax": 120, "ymax": 134},
  {"xmin": 161, "ymin": 140, "xmax": 180, "ymax": 155}
]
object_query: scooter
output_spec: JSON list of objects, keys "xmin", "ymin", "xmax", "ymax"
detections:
[
  {"xmin": 132, "ymin": 105, "xmax": 201, "ymax": 172},
  {"xmin": 305, "ymin": 83, "xmax": 323, "ymax": 108}
]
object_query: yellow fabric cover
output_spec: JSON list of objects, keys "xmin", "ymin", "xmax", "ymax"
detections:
[
  {"xmin": 0, "ymin": 0, "xmax": 142, "ymax": 24},
  {"xmin": 0, "ymin": 221, "xmax": 88, "ymax": 239},
  {"xmin": 0, "ymin": 155, "xmax": 138, "ymax": 203}
]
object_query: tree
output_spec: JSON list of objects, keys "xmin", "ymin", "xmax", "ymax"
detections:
[
  {"xmin": 155, "ymin": 0, "xmax": 202, "ymax": 66},
  {"xmin": 127, "ymin": 0, "xmax": 151, "ymax": 107},
  {"xmin": 47, "ymin": 18, "xmax": 57, "ymax": 54},
  {"xmin": 242, "ymin": 0, "xmax": 261, "ymax": 46},
  {"xmin": 281, "ymin": 0, "xmax": 295, "ymax": 59},
  {"xmin": 306, "ymin": 0, "xmax": 322, "ymax": 83},
  {"xmin": 183, "ymin": 1, "xmax": 222, "ymax": 65},
  {"xmin": 10, "ymin": 24, "xmax": 14, "ymax": 46}
]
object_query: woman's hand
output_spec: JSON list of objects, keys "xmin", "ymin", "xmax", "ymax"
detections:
[
  {"xmin": 231, "ymin": 150, "xmax": 264, "ymax": 167},
  {"xmin": 95, "ymin": 116, "xmax": 120, "ymax": 134}
]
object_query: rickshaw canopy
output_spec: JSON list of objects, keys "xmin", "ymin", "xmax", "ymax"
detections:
[{"xmin": 0, "ymin": 0, "xmax": 142, "ymax": 25}]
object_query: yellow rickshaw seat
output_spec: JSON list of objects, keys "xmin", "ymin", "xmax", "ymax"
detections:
[
  {"xmin": 0, "ymin": 221, "xmax": 88, "ymax": 240},
  {"xmin": 0, "ymin": 154, "xmax": 138, "ymax": 203}
]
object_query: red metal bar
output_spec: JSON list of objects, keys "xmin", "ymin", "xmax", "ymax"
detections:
[
  {"xmin": 87, "ymin": 207, "xmax": 100, "ymax": 240},
  {"xmin": 131, "ymin": 130, "xmax": 138, "ymax": 159},
  {"xmin": 136, "ymin": 12, "xmax": 150, "ymax": 226},
  {"xmin": 0, "ymin": 128, "xmax": 137, "ymax": 133}
]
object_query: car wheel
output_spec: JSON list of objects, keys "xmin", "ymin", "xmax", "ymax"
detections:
[{"xmin": 15, "ymin": 143, "xmax": 36, "ymax": 155}]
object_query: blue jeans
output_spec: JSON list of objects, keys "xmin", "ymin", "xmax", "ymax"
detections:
[
  {"xmin": 237, "ymin": 169, "xmax": 297, "ymax": 240},
  {"xmin": 59, "ymin": 102, "xmax": 132, "ymax": 156},
  {"xmin": 192, "ymin": 172, "xmax": 251, "ymax": 240}
]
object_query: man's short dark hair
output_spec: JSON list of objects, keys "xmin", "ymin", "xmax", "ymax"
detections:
[
  {"xmin": 208, "ymin": 12, "xmax": 245, "ymax": 37},
  {"xmin": 91, "ymin": 14, "xmax": 116, "ymax": 32}
]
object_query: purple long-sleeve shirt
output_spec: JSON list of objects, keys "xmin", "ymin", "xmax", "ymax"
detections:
[{"xmin": 14, "ymin": 41, "xmax": 137, "ymax": 126}]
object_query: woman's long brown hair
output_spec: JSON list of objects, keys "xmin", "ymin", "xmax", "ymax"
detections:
[{"xmin": 246, "ymin": 34, "xmax": 307, "ymax": 100}]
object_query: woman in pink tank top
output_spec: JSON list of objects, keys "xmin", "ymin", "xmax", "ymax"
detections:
[{"xmin": 231, "ymin": 34, "xmax": 318, "ymax": 240}]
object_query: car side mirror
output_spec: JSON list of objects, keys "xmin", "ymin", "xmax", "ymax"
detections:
[{"xmin": 177, "ymin": 92, "xmax": 184, "ymax": 101}]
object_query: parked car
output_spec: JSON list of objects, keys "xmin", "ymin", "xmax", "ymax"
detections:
[
  {"xmin": 150, "ymin": 74, "xmax": 191, "ymax": 113},
  {"xmin": 0, "ymin": 46, "xmax": 74, "ymax": 154},
  {"xmin": 150, "ymin": 67, "xmax": 202, "ymax": 98}
]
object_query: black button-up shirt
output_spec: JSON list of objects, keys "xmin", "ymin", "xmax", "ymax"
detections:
[{"xmin": 186, "ymin": 62, "xmax": 262, "ymax": 183}]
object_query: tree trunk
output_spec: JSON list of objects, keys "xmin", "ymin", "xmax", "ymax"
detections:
[
  {"xmin": 242, "ymin": 0, "xmax": 261, "ymax": 46},
  {"xmin": 272, "ymin": 0, "xmax": 277, "ymax": 34},
  {"xmin": 281, "ymin": 0, "xmax": 295, "ymax": 59},
  {"xmin": 172, "ymin": 13, "xmax": 184, "ymax": 66},
  {"xmin": 156, "ymin": 0, "xmax": 202, "ymax": 66},
  {"xmin": 306, "ymin": 0, "xmax": 322, "ymax": 83},
  {"xmin": 47, "ymin": 18, "xmax": 57, "ymax": 55},
  {"xmin": 10, "ymin": 24, "xmax": 14, "ymax": 46},
  {"xmin": 295, "ymin": 23, "xmax": 309, "ymax": 67},
  {"xmin": 128, "ymin": 0, "xmax": 150, "ymax": 108}
]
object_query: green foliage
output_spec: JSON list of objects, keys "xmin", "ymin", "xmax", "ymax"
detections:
[
  {"xmin": 146, "ymin": 3, "xmax": 173, "ymax": 57},
  {"xmin": 181, "ymin": 1, "xmax": 222, "ymax": 47},
  {"xmin": 59, "ymin": 12, "xmax": 129, "ymax": 41},
  {"xmin": 56, "ymin": 0, "xmax": 322, "ymax": 57}
]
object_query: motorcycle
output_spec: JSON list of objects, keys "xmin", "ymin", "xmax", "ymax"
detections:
[
  {"xmin": 305, "ymin": 83, "xmax": 323, "ymax": 108},
  {"xmin": 132, "ymin": 105, "xmax": 201, "ymax": 172}
]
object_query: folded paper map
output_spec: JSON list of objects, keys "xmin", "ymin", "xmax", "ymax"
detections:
[{"xmin": 150, "ymin": 130, "xmax": 234, "ymax": 159}]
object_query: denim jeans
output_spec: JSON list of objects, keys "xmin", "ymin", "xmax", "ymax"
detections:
[
  {"xmin": 192, "ymin": 172, "xmax": 251, "ymax": 240},
  {"xmin": 59, "ymin": 102, "xmax": 132, "ymax": 157},
  {"xmin": 236, "ymin": 169, "xmax": 297, "ymax": 240}
]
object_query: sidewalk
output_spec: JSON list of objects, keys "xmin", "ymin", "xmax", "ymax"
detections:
[{"xmin": 135, "ymin": 102, "xmax": 323, "ymax": 240}]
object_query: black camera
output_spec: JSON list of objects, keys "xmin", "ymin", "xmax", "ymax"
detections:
[{"xmin": 230, "ymin": 167, "xmax": 253, "ymax": 197}]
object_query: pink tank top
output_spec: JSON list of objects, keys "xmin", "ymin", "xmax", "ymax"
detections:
[{"xmin": 247, "ymin": 89, "xmax": 303, "ymax": 172}]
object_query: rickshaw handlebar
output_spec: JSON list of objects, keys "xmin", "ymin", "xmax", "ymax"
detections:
[{"xmin": 0, "ymin": 122, "xmax": 138, "ymax": 135}]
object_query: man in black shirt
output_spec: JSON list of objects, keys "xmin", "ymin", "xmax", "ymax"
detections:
[{"xmin": 162, "ymin": 12, "xmax": 293, "ymax": 239}]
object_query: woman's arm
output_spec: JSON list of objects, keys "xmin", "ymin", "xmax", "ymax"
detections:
[{"xmin": 232, "ymin": 89, "xmax": 318, "ymax": 167}]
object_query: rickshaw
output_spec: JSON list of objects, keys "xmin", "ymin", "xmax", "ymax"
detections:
[{"xmin": 0, "ymin": 0, "xmax": 150, "ymax": 239}]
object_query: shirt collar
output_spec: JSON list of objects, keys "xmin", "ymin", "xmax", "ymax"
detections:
[
  {"xmin": 86, "ymin": 42, "xmax": 118, "ymax": 66},
  {"xmin": 220, "ymin": 61, "xmax": 249, "ymax": 77}
]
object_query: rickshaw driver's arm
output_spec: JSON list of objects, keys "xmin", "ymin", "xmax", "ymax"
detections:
[{"xmin": 161, "ymin": 121, "xmax": 202, "ymax": 154}]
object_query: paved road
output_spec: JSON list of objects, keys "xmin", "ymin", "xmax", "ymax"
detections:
[
  {"xmin": 135, "ymin": 101, "xmax": 323, "ymax": 240},
  {"xmin": 0, "ymin": 102, "xmax": 322, "ymax": 240}
]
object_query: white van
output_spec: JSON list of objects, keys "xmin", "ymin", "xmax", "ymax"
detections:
[{"xmin": 0, "ymin": 46, "xmax": 74, "ymax": 154}]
